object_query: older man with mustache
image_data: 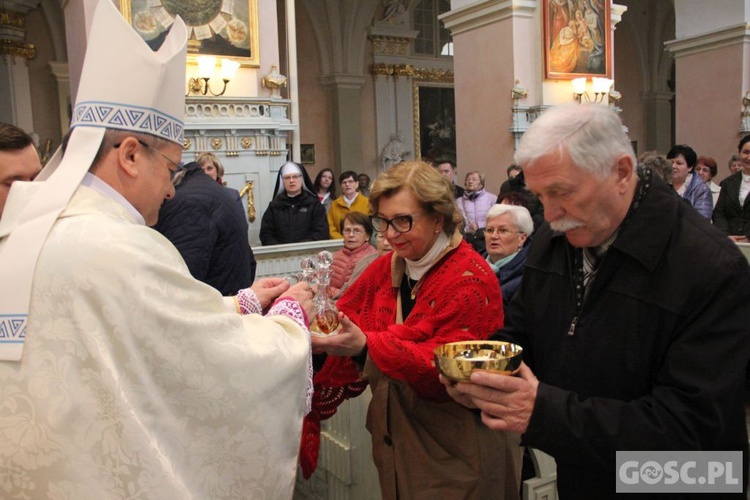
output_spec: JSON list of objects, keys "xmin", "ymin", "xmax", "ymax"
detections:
[{"xmin": 443, "ymin": 104, "xmax": 750, "ymax": 498}]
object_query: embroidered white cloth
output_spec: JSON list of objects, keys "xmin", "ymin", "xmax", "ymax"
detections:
[{"xmin": 0, "ymin": 182, "xmax": 311, "ymax": 499}]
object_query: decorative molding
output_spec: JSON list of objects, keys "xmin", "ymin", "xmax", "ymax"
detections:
[
  {"xmin": 241, "ymin": 137, "xmax": 253, "ymax": 149},
  {"xmin": 371, "ymin": 63, "xmax": 414, "ymax": 80},
  {"xmin": 510, "ymin": 105, "xmax": 550, "ymax": 150},
  {"xmin": 210, "ymin": 137, "xmax": 223, "ymax": 150},
  {"xmin": 320, "ymin": 73, "xmax": 368, "ymax": 90},
  {"xmin": 440, "ymin": 0, "xmax": 536, "ymax": 36},
  {"xmin": 412, "ymin": 66, "xmax": 454, "ymax": 83},
  {"xmin": 183, "ymin": 138, "xmax": 192, "ymax": 150},
  {"xmin": 0, "ymin": 39, "xmax": 35, "ymax": 62},
  {"xmin": 0, "ymin": 9, "xmax": 25, "ymax": 29},
  {"xmin": 370, "ymin": 35, "xmax": 411, "ymax": 56},
  {"xmin": 665, "ymin": 23, "xmax": 750, "ymax": 58}
]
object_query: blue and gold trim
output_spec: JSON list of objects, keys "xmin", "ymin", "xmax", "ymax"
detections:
[
  {"xmin": 72, "ymin": 101, "xmax": 184, "ymax": 144},
  {"xmin": 0, "ymin": 314, "xmax": 27, "ymax": 345}
]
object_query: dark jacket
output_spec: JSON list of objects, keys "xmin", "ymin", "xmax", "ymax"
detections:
[
  {"xmin": 496, "ymin": 175, "xmax": 750, "ymax": 498},
  {"xmin": 494, "ymin": 243, "xmax": 529, "ymax": 309},
  {"xmin": 713, "ymin": 171, "xmax": 750, "ymax": 238},
  {"xmin": 153, "ymin": 162, "xmax": 256, "ymax": 295},
  {"xmin": 497, "ymin": 172, "xmax": 545, "ymax": 231},
  {"xmin": 259, "ymin": 190, "xmax": 329, "ymax": 245}
]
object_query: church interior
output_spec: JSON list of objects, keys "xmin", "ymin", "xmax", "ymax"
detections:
[{"xmin": 3, "ymin": 1, "xmax": 749, "ymax": 497}]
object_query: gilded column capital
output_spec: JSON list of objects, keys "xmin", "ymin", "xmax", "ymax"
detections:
[{"xmin": 0, "ymin": 39, "xmax": 35, "ymax": 62}]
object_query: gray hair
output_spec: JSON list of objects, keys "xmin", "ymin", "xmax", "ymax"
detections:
[
  {"xmin": 485, "ymin": 204, "xmax": 533, "ymax": 235},
  {"xmin": 514, "ymin": 104, "xmax": 635, "ymax": 179}
]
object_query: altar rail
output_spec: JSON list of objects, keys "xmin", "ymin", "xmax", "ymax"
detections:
[{"xmin": 254, "ymin": 239, "xmax": 344, "ymax": 279}]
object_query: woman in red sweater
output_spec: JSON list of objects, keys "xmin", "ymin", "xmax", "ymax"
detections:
[{"xmin": 303, "ymin": 161, "xmax": 522, "ymax": 499}]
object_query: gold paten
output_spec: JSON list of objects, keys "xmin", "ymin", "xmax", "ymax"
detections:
[{"xmin": 434, "ymin": 341, "xmax": 522, "ymax": 383}]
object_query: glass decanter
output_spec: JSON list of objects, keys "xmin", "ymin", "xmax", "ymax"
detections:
[{"xmin": 308, "ymin": 250, "xmax": 341, "ymax": 336}]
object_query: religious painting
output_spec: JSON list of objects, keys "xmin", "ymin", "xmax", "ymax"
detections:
[
  {"xmin": 543, "ymin": 0, "xmax": 611, "ymax": 79},
  {"xmin": 118, "ymin": 0, "xmax": 260, "ymax": 67},
  {"xmin": 414, "ymin": 84, "xmax": 456, "ymax": 165},
  {"xmin": 300, "ymin": 144, "xmax": 315, "ymax": 165}
]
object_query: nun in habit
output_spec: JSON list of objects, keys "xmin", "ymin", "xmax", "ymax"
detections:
[{"xmin": 260, "ymin": 161, "xmax": 330, "ymax": 245}]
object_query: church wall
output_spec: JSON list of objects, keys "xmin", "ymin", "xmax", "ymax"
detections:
[
  {"xmin": 675, "ymin": 43, "xmax": 746, "ymax": 184},
  {"xmin": 453, "ymin": 21, "xmax": 515, "ymax": 194},
  {"xmin": 27, "ymin": 6, "xmax": 62, "ymax": 151},
  {"xmin": 296, "ymin": 5, "xmax": 334, "ymax": 180}
]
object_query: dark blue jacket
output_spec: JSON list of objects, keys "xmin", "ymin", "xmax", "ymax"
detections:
[
  {"xmin": 495, "ymin": 243, "xmax": 529, "ymax": 309},
  {"xmin": 153, "ymin": 162, "xmax": 256, "ymax": 295}
]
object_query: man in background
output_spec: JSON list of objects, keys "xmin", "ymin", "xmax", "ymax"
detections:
[
  {"xmin": 437, "ymin": 159, "xmax": 464, "ymax": 198},
  {"xmin": 0, "ymin": 122, "xmax": 41, "ymax": 217},
  {"xmin": 154, "ymin": 161, "xmax": 256, "ymax": 295}
]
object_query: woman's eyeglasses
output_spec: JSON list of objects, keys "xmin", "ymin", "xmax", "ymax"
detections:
[
  {"xmin": 370, "ymin": 213, "xmax": 426, "ymax": 234},
  {"xmin": 485, "ymin": 227, "xmax": 519, "ymax": 236}
]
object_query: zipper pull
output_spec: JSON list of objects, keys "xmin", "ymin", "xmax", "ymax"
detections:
[{"xmin": 567, "ymin": 316, "xmax": 578, "ymax": 336}]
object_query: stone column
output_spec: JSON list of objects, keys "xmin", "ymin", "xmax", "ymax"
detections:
[
  {"xmin": 440, "ymin": 0, "xmax": 537, "ymax": 190},
  {"xmin": 369, "ymin": 23, "xmax": 419, "ymax": 171},
  {"xmin": 321, "ymin": 74, "xmax": 368, "ymax": 171},
  {"xmin": 0, "ymin": 1, "xmax": 40, "ymax": 130},
  {"xmin": 640, "ymin": 90, "xmax": 673, "ymax": 154}
]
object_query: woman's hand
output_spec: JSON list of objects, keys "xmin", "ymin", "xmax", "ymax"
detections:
[{"xmin": 311, "ymin": 312, "xmax": 367, "ymax": 357}]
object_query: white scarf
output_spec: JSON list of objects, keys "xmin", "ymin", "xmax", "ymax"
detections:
[
  {"xmin": 343, "ymin": 192, "xmax": 359, "ymax": 207},
  {"xmin": 404, "ymin": 231, "xmax": 450, "ymax": 281}
]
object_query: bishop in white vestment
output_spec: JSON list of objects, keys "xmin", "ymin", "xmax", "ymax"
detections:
[{"xmin": 0, "ymin": 2, "xmax": 312, "ymax": 498}]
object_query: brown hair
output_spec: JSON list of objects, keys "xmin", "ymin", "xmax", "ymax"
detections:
[
  {"xmin": 340, "ymin": 211, "xmax": 374, "ymax": 238},
  {"xmin": 196, "ymin": 151, "xmax": 224, "ymax": 177},
  {"xmin": 369, "ymin": 160, "xmax": 462, "ymax": 235}
]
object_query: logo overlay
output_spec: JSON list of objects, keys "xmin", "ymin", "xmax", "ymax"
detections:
[{"xmin": 616, "ymin": 451, "xmax": 742, "ymax": 493}]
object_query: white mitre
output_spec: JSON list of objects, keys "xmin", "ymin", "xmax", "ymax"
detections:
[{"xmin": 0, "ymin": 0, "xmax": 187, "ymax": 361}]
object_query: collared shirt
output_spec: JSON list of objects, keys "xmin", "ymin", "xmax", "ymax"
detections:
[
  {"xmin": 81, "ymin": 172, "xmax": 145, "ymax": 225},
  {"xmin": 740, "ymin": 173, "xmax": 750, "ymax": 206}
]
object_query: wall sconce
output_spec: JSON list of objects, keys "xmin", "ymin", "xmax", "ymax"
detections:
[
  {"xmin": 572, "ymin": 77, "xmax": 614, "ymax": 104},
  {"xmin": 187, "ymin": 56, "xmax": 241, "ymax": 97}
]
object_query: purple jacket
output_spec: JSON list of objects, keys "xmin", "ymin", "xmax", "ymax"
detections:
[
  {"xmin": 682, "ymin": 172, "xmax": 712, "ymax": 219},
  {"xmin": 456, "ymin": 189, "xmax": 497, "ymax": 231}
]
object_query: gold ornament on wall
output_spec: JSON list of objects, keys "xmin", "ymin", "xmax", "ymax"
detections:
[
  {"xmin": 210, "ymin": 137, "xmax": 223, "ymax": 150},
  {"xmin": 239, "ymin": 181, "xmax": 256, "ymax": 222},
  {"xmin": 241, "ymin": 137, "xmax": 253, "ymax": 149}
]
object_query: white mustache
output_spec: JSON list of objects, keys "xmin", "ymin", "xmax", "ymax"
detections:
[{"xmin": 550, "ymin": 217, "xmax": 584, "ymax": 232}]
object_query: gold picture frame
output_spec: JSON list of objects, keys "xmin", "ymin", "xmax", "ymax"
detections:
[
  {"xmin": 118, "ymin": 0, "xmax": 260, "ymax": 67},
  {"xmin": 543, "ymin": 0, "xmax": 611, "ymax": 79}
]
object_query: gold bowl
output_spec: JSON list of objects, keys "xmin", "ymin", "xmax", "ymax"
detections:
[{"xmin": 434, "ymin": 341, "xmax": 523, "ymax": 382}]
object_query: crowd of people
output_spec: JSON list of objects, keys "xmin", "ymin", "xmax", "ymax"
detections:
[{"xmin": 0, "ymin": 4, "xmax": 749, "ymax": 498}]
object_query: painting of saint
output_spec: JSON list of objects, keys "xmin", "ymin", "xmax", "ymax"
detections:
[{"xmin": 544, "ymin": 0, "xmax": 609, "ymax": 79}]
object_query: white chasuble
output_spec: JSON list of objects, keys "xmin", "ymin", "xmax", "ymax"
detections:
[{"xmin": 0, "ymin": 183, "xmax": 310, "ymax": 499}]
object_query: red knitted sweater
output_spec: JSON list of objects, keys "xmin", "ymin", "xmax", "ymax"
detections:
[{"xmin": 299, "ymin": 240, "xmax": 504, "ymax": 477}]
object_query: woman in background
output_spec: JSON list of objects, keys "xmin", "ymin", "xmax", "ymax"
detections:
[
  {"xmin": 713, "ymin": 135, "xmax": 750, "ymax": 242},
  {"xmin": 314, "ymin": 168, "xmax": 336, "ymax": 213},
  {"xmin": 329, "ymin": 212, "xmax": 377, "ymax": 293},
  {"xmin": 484, "ymin": 204, "xmax": 533, "ymax": 308}
]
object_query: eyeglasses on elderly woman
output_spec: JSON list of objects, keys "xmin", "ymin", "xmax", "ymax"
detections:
[{"xmin": 370, "ymin": 212, "xmax": 428, "ymax": 234}]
